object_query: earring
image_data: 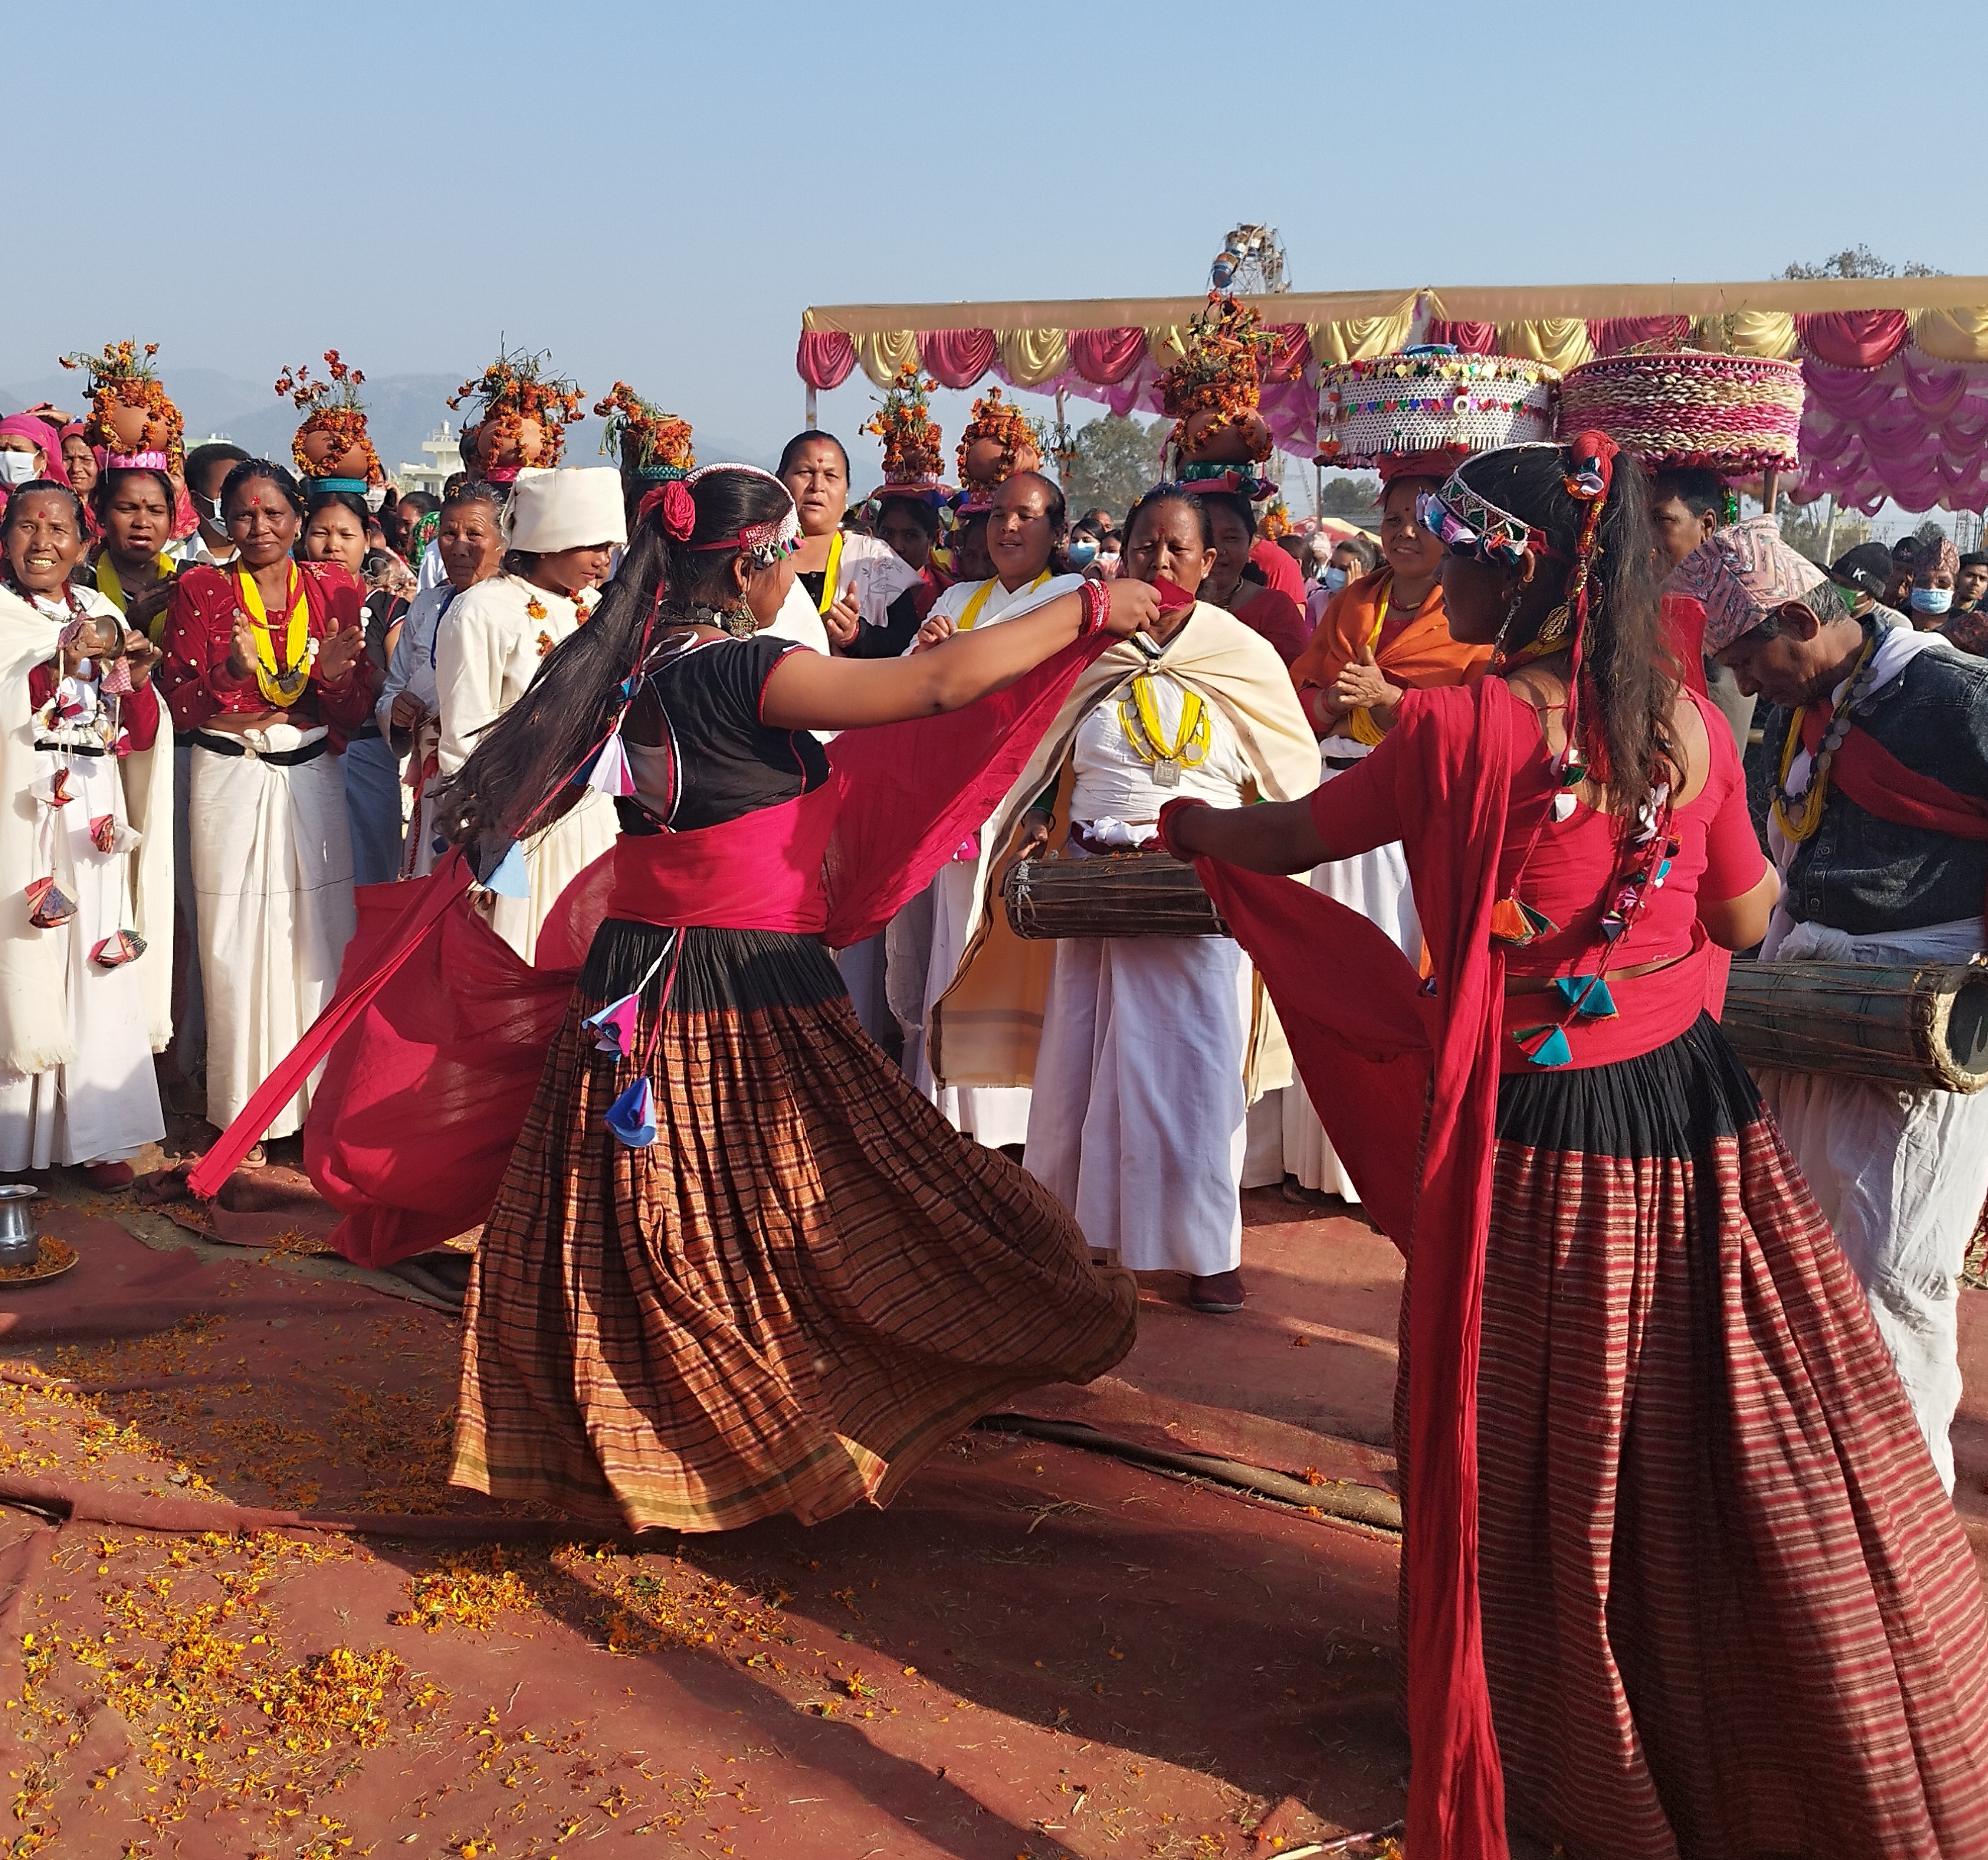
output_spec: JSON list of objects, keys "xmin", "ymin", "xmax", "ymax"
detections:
[
  {"xmin": 1493, "ymin": 584, "xmax": 1527, "ymax": 651},
  {"xmin": 722, "ymin": 601, "xmax": 759, "ymax": 639}
]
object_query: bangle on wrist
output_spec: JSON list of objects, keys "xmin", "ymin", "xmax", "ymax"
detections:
[{"xmin": 1078, "ymin": 579, "xmax": 1109, "ymax": 636}]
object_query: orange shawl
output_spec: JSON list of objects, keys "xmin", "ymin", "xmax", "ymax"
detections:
[{"xmin": 1290, "ymin": 566, "xmax": 1491, "ymax": 699}]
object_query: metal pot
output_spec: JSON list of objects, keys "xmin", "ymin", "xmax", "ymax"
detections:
[{"xmin": 0, "ymin": 1185, "xmax": 41, "ymax": 1268}]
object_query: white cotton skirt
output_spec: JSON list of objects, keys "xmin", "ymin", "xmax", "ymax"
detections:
[
  {"xmin": 911, "ymin": 861, "xmax": 1032, "ymax": 1149},
  {"xmin": 1277, "ymin": 758, "xmax": 1422, "ymax": 1201},
  {"xmin": 0, "ymin": 747, "xmax": 165, "ymax": 1169},
  {"xmin": 1023, "ymin": 933, "xmax": 1249, "ymax": 1277},
  {"xmin": 483, "ymin": 789, "xmax": 618, "ymax": 966},
  {"xmin": 189, "ymin": 736, "xmax": 356, "ymax": 1138}
]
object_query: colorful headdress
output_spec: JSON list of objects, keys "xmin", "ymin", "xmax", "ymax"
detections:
[
  {"xmin": 1316, "ymin": 346, "xmax": 1558, "ymax": 477},
  {"xmin": 1673, "ymin": 514, "xmax": 1829, "ymax": 656},
  {"xmin": 275, "ymin": 351, "xmax": 384, "ymax": 492},
  {"xmin": 1160, "ymin": 293, "xmax": 1276, "ymax": 457},
  {"xmin": 684, "ymin": 463, "xmax": 801, "ymax": 566},
  {"xmin": 955, "ymin": 388, "xmax": 1044, "ymax": 500},
  {"xmin": 1557, "ymin": 351, "xmax": 1802, "ymax": 478},
  {"xmin": 449, "ymin": 345, "xmax": 585, "ymax": 482},
  {"xmin": 866, "ymin": 366, "xmax": 946, "ymax": 489},
  {"xmin": 595, "ymin": 382, "xmax": 695, "ymax": 483},
  {"xmin": 59, "ymin": 339, "xmax": 184, "ymax": 473}
]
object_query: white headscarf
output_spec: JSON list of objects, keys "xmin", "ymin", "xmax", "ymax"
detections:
[{"xmin": 500, "ymin": 467, "xmax": 627, "ymax": 554}]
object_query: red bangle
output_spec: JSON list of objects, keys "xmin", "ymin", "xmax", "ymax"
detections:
[{"xmin": 1078, "ymin": 579, "xmax": 1109, "ymax": 636}]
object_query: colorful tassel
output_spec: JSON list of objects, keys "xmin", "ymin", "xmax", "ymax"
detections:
[
  {"xmin": 25, "ymin": 876, "xmax": 76, "ymax": 928},
  {"xmin": 1492, "ymin": 896, "xmax": 1559, "ymax": 944},
  {"xmin": 1514, "ymin": 1024, "xmax": 1574, "ymax": 1068},
  {"xmin": 605, "ymin": 1076, "xmax": 657, "ymax": 1149},
  {"xmin": 582, "ymin": 992, "xmax": 643, "ymax": 1058},
  {"xmin": 1550, "ymin": 974, "xmax": 1617, "ymax": 1019},
  {"xmin": 1551, "ymin": 790, "xmax": 1578, "ymax": 823},
  {"xmin": 586, "ymin": 733, "xmax": 636, "ymax": 799},
  {"xmin": 90, "ymin": 814, "xmax": 119, "ymax": 854},
  {"xmin": 90, "ymin": 930, "xmax": 146, "ymax": 968},
  {"xmin": 481, "ymin": 841, "xmax": 529, "ymax": 898}
]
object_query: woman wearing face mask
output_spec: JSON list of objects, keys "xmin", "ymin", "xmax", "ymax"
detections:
[
  {"xmin": 378, "ymin": 484, "xmax": 506, "ymax": 878},
  {"xmin": 0, "ymin": 414, "xmax": 69, "ymax": 526},
  {"xmin": 774, "ymin": 431, "xmax": 923, "ymax": 656},
  {"xmin": 1908, "ymin": 534, "xmax": 1961, "ymax": 630},
  {"xmin": 159, "ymin": 460, "xmax": 373, "ymax": 1146},
  {"xmin": 0, "ymin": 481, "xmax": 174, "ymax": 1188},
  {"xmin": 1199, "ymin": 492, "xmax": 1310, "ymax": 666},
  {"xmin": 301, "ymin": 491, "xmax": 400, "ymax": 886},
  {"xmin": 434, "ymin": 469, "xmax": 625, "ymax": 961},
  {"xmin": 1278, "ymin": 468, "xmax": 1490, "ymax": 1201},
  {"xmin": 986, "ymin": 486, "xmax": 1319, "ymax": 1314},
  {"xmin": 1304, "ymin": 534, "xmax": 1377, "ymax": 632}
]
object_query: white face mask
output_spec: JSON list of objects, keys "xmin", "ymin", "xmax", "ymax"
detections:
[
  {"xmin": 0, "ymin": 451, "xmax": 41, "ymax": 486},
  {"xmin": 1322, "ymin": 566, "xmax": 1349, "ymax": 592}
]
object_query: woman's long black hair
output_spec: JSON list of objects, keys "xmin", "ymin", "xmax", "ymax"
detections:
[
  {"xmin": 434, "ymin": 466, "xmax": 793, "ymax": 855},
  {"xmin": 1445, "ymin": 441, "xmax": 1674, "ymax": 802}
]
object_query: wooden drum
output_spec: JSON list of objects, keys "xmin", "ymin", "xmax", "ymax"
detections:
[
  {"xmin": 1003, "ymin": 852, "xmax": 1229, "ymax": 940},
  {"xmin": 1720, "ymin": 958, "xmax": 1988, "ymax": 1094}
]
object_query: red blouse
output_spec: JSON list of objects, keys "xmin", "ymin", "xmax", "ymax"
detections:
[
  {"xmin": 1232, "ymin": 586, "xmax": 1310, "ymax": 666},
  {"xmin": 159, "ymin": 561, "xmax": 375, "ymax": 743},
  {"xmin": 1311, "ymin": 682, "xmax": 1765, "ymax": 1070},
  {"xmin": 26, "ymin": 662, "xmax": 161, "ymax": 752}
]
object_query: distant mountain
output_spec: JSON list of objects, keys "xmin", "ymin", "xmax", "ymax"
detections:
[{"xmin": 4, "ymin": 369, "xmax": 771, "ymax": 486}]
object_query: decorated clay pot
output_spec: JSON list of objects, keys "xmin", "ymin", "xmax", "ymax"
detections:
[
  {"xmin": 484, "ymin": 416, "xmax": 547, "ymax": 471},
  {"xmin": 1182, "ymin": 407, "xmax": 1271, "ymax": 464},
  {"xmin": 105, "ymin": 399, "xmax": 157, "ymax": 452},
  {"xmin": 961, "ymin": 434, "xmax": 1044, "ymax": 486},
  {"xmin": 300, "ymin": 426, "xmax": 371, "ymax": 479}
]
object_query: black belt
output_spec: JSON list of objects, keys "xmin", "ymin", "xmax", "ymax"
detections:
[
  {"xmin": 34, "ymin": 740, "xmax": 110, "ymax": 758},
  {"xmin": 174, "ymin": 730, "xmax": 200, "ymax": 749},
  {"xmin": 345, "ymin": 721, "xmax": 383, "ymax": 741},
  {"xmin": 1323, "ymin": 754, "xmax": 1367, "ymax": 771},
  {"xmin": 192, "ymin": 732, "xmax": 330, "ymax": 767}
]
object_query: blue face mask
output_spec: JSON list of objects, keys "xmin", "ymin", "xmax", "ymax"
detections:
[
  {"xmin": 1321, "ymin": 566, "xmax": 1349, "ymax": 592},
  {"xmin": 1066, "ymin": 539, "xmax": 1098, "ymax": 569},
  {"xmin": 1910, "ymin": 585, "xmax": 1953, "ymax": 615}
]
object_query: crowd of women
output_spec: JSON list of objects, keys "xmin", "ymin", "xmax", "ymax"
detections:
[{"xmin": 8, "ymin": 314, "xmax": 1988, "ymax": 1859}]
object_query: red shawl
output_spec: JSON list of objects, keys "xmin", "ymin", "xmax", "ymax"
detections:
[
  {"xmin": 1164, "ymin": 679, "xmax": 1519, "ymax": 1859},
  {"xmin": 186, "ymin": 632, "xmax": 1113, "ymax": 1264}
]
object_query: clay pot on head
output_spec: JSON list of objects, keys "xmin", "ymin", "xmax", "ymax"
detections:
[
  {"xmin": 962, "ymin": 434, "xmax": 1044, "ymax": 488},
  {"xmin": 105, "ymin": 399, "xmax": 158, "ymax": 452},
  {"xmin": 300, "ymin": 425, "xmax": 371, "ymax": 479},
  {"xmin": 1182, "ymin": 406, "xmax": 1271, "ymax": 464},
  {"xmin": 484, "ymin": 416, "xmax": 547, "ymax": 471}
]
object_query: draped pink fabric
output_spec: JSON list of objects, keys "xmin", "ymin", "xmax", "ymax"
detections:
[
  {"xmin": 1587, "ymin": 315, "xmax": 1690, "ymax": 357},
  {"xmin": 1425, "ymin": 320, "xmax": 1498, "ymax": 354},
  {"xmin": 1796, "ymin": 309, "xmax": 1912, "ymax": 371},
  {"xmin": 920, "ymin": 328, "xmax": 999, "ymax": 389},
  {"xmin": 186, "ymin": 629, "xmax": 1114, "ymax": 1261},
  {"xmin": 796, "ymin": 330, "xmax": 856, "ymax": 390},
  {"xmin": 1068, "ymin": 326, "xmax": 1147, "ymax": 385},
  {"xmin": 1266, "ymin": 324, "xmax": 1312, "ymax": 382},
  {"xmin": 1802, "ymin": 351, "xmax": 1988, "ymax": 511}
]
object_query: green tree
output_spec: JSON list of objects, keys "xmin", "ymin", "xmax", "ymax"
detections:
[
  {"xmin": 1319, "ymin": 471, "xmax": 1381, "ymax": 519},
  {"xmin": 1779, "ymin": 501, "xmax": 1869, "ymax": 567},
  {"xmin": 1060, "ymin": 416, "xmax": 1167, "ymax": 525},
  {"xmin": 1781, "ymin": 246, "xmax": 1945, "ymax": 279}
]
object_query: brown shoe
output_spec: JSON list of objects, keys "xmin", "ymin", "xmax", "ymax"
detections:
[
  {"xmin": 1188, "ymin": 1269, "xmax": 1247, "ymax": 1314},
  {"xmin": 84, "ymin": 1161, "xmax": 136, "ymax": 1191}
]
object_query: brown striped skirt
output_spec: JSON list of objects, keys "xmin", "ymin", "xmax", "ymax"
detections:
[
  {"xmin": 450, "ymin": 919, "xmax": 1137, "ymax": 1534},
  {"xmin": 1427, "ymin": 1014, "xmax": 1988, "ymax": 1857}
]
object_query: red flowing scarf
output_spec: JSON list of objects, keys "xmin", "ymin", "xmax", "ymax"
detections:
[
  {"xmin": 1164, "ymin": 679, "xmax": 1519, "ymax": 1859},
  {"xmin": 186, "ymin": 632, "xmax": 1111, "ymax": 1264}
]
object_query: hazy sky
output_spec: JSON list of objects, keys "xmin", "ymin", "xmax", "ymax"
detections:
[{"xmin": 9, "ymin": 0, "xmax": 1979, "ymax": 484}]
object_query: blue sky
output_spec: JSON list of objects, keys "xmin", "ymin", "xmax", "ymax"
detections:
[{"xmin": 7, "ymin": 0, "xmax": 1979, "ymax": 484}]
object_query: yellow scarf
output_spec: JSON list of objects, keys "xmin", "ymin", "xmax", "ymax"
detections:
[
  {"xmin": 959, "ymin": 568, "xmax": 1051, "ymax": 631},
  {"xmin": 235, "ymin": 564, "xmax": 312, "ymax": 708},
  {"xmin": 95, "ymin": 552, "xmax": 177, "ymax": 641}
]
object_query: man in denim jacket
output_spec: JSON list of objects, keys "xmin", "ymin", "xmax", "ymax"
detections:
[{"xmin": 1688, "ymin": 517, "xmax": 1988, "ymax": 1491}]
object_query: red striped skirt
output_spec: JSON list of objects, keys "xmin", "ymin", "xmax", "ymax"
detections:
[
  {"xmin": 451, "ymin": 920, "xmax": 1137, "ymax": 1533},
  {"xmin": 1417, "ymin": 1016, "xmax": 1988, "ymax": 1856}
]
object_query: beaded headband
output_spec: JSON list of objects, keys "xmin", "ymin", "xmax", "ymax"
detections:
[
  {"xmin": 682, "ymin": 462, "xmax": 802, "ymax": 565},
  {"xmin": 1418, "ymin": 446, "xmax": 1564, "ymax": 568}
]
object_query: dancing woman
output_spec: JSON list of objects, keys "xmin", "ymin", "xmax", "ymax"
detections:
[
  {"xmin": 430, "ymin": 464, "xmax": 1157, "ymax": 1531},
  {"xmin": 1164, "ymin": 436, "xmax": 1988, "ymax": 1857}
]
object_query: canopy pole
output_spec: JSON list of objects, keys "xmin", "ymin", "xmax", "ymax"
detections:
[
  {"xmin": 1763, "ymin": 467, "xmax": 1781, "ymax": 515},
  {"xmin": 805, "ymin": 386, "xmax": 819, "ymax": 430},
  {"xmin": 1822, "ymin": 493, "xmax": 1838, "ymax": 563}
]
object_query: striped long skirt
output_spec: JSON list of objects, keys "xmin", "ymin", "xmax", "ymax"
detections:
[
  {"xmin": 451, "ymin": 919, "xmax": 1137, "ymax": 1534},
  {"xmin": 1434, "ymin": 1014, "xmax": 1988, "ymax": 1857}
]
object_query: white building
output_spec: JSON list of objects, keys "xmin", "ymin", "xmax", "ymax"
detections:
[{"xmin": 395, "ymin": 421, "xmax": 463, "ymax": 497}]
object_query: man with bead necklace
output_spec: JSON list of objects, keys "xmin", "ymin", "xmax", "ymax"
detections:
[{"xmin": 1687, "ymin": 515, "xmax": 1988, "ymax": 1490}]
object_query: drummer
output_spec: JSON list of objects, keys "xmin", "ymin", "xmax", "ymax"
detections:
[
  {"xmin": 1689, "ymin": 516, "xmax": 1988, "ymax": 1491},
  {"xmin": 938, "ymin": 486, "xmax": 1318, "ymax": 1312}
]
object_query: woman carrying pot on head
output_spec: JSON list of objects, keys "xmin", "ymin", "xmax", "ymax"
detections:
[
  {"xmin": 0, "ymin": 481, "xmax": 173, "ymax": 1187},
  {"xmin": 1199, "ymin": 491, "xmax": 1310, "ymax": 667},
  {"xmin": 774, "ymin": 430, "xmax": 923, "ymax": 657},
  {"xmin": 1277, "ymin": 464, "xmax": 1489, "ymax": 1201},
  {"xmin": 433, "ymin": 467, "xmax": 624, "ymax": 961},
  {"xmin": 214, "ymin": 462, "xmax": 1159, "ymax": 1525},
  {"xmin": 1164, "ymin": 434, "xmax": 1988, "ymax": 1858},
  {"xmin": 300, "ymin": 489, "xmax": 399, "ymax": 885},
  {"xmin": 159, "ymin": 460, "xmax": 374, "ymax": 1146},
  {"xmin": 377, "ymin": 482, "xmax": 507, "ymax": 879},
  {"xmin": 996, "ymin": 484, "xmax": 1318, "ymax": 1315}
]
